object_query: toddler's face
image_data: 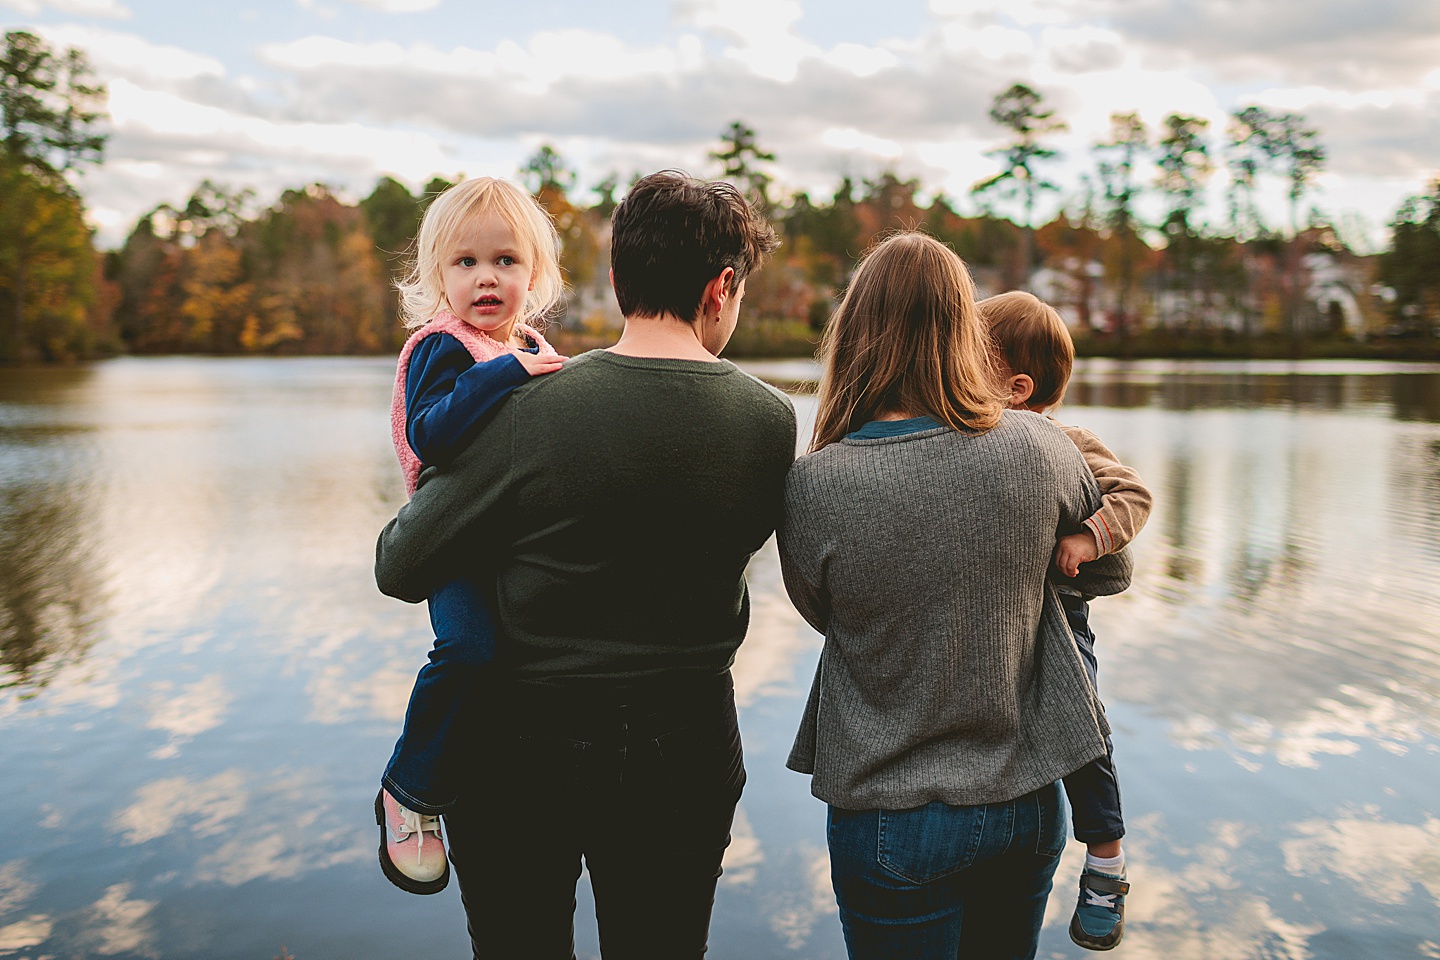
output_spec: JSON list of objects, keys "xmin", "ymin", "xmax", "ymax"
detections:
[{"xmin": 441, "ymin": 212, "xmax": 534, "ymax": 343}]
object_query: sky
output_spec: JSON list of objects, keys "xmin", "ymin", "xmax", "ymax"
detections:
[{"xmin": 3, "ymin": 0, "xmax": 1439, "ymax": 250}]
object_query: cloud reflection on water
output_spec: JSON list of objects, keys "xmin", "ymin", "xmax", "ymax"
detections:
[
  {"xmin": 83, "ymin": 884, "xmax": 158, "ymax": 958},
  {"xmin": 144, "ymin": 675, "xmax": 233, "ymax": 759},
  {"xmin": 114, "ymin": 771, "xmax": 249, "ymax": 845},
  {"xmin": 1283, "ymin": 814, "xmax": 1440, "ymax": 906},
  {"xmin": 110, "ymin": 767, "xmax": 370, "ymax": 887}
]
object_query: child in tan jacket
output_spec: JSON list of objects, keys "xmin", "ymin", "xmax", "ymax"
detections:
[{"xmin": 980, "ymin": 291, "xmax": 1153, "ymax": 951}]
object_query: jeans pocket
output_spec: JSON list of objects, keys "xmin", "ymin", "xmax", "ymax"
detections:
[
  {"xmin": 876, "ymin": 802, "xmax": 985, "ymax": 884},
  {"xmin": 504, "ymin": 732, "xmax": 588, "ymax": 800},
  {"xmin": 1033, "ymin": 781, "xmax": 1067, "ymax": 859},
  {"xmin": 652, "ymin": 712, "xmax": 746, "ymax": 800}
]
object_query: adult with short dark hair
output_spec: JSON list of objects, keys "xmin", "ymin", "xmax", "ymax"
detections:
[{"xmin": 375, "ymin": 170, "xmax": 795, "ymax": 958}]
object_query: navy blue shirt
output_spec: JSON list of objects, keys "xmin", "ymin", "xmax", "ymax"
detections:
[
  {"xmin": 404, "ymin": 332, "xmax": 535, "ymax": 465},
  {"xmin": 404, "ymin": 330, "xmax": 538, "ymax": 651}
]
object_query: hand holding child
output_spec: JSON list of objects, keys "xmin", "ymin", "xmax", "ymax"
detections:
[
  {"xmin": 510, "ymin": 346, "xmax": 566, "ymax": 376},
  {"xmin": 1054, "ymin": 530, "xmax": 1099, "ymax": 578}
]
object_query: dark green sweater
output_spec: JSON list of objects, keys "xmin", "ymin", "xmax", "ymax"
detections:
[{"xmin": 375, "ymin": 350, "xmax": 797, "ymax": 687}]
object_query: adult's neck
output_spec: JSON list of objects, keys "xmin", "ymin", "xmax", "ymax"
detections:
[{"xmin": 606, "ymin": 313, "xmax": 721, "ymax": 362}]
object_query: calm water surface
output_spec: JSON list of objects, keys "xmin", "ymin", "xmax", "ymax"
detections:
[{"xmin": 2, "ymin": 356, "xmax": 1439, "ymax": 959}]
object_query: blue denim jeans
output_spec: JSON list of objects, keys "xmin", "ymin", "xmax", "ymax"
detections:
[
  {"xmin": 382, "ymin": 577, "xmax": 496, "ymax": 814},
  {"xmin": 1058, "ymin": 593, "xmax": 1125, "ymax": 845},
  {"xmin": 827, "ymin": 782, "xmax": 1067, "ymax": 960},
  {"xmin": 444, "ymin": 671, "xmax": 744, "ymax": 960}
]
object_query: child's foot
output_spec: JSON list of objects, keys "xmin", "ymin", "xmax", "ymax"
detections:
[
  {"xmin": 375, "ymin": 788, "xmax": 449, "ymax": 895},
  {"xmin": 1069, "ymin": 867, "xmax": 1129, "ymax": 950}
]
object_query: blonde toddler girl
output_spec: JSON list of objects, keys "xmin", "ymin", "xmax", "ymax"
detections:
[{"xmin": 377, "ymin": 177, "xmax": 565, "ymax": 894}]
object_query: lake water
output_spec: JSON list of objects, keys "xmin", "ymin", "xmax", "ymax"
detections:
[{"xmin": 2, "ymin": 356, "xmax": 1439, "ymax": 960}]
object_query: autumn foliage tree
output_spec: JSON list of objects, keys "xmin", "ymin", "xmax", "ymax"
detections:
[
  {"xmin": 0, "ymin": 30, "xmax": 112, "ymax": 361},
  {"xmin": 1377, "ymin": 177, "xmax": 1440, "ymax": 333}
]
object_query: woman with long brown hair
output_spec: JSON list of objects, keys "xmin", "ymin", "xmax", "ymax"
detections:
[{"xmin": 779, "ymin": 232, "xmax": 1129, "ymax": 959}]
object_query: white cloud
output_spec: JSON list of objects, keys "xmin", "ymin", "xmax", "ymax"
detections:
[
  {"xmin": 339, "ymin": 0, "xmax": 438, "ymax": 10},
  {"xmin": 821, "ymin": 126, "xmax": 904, "ymax": 160},
  {"xmin": 39, "ymin": 25, "xmax": 223, "ymax": 82},
  {"xmin": 822, "ymin": 42, "xmax": 899, "ymax": 78},
  {"xmin": 19, "ymin": 0, "xmax": 1433, "ymax": 249},
  {"xmin": 1040, "ymin": 25, "xmax": 1126, "ymax": 73},
  {"xmin": 940, "ymin": 21, "xmax": 1034, "ymax": 58},
  {"xmin": 0, "ymin": 0, "xmax": 128, "ymax": 18},
  {"xmin": 260, "ymin": 31, "xmax": 685, "ymax": 93},
  {"xmin": 105, "ymin": 78, "xmax": 453, "ymax": 179},
  {"xmin": 676, "ymin": 0, "xmax": 813, "ymax": 81},
  {"xmin": 929, "ymin": 0, "xmax": 1074, "ymax": 28}
]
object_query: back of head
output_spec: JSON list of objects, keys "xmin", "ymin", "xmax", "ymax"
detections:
[
  {"xmin": 398, "ymin": 176, "xmax": 565, "ymax": 329},
  {"xmin": 811, "ymin": 232, "xmax": 1007, "ymax": 450},
  {"xmin": 610, "ymin": 170, "xmax": 779, "ymax": 322},
  {"xmin": 977, "ymin": 291, "xmax": 1074, "ymax": 410}
]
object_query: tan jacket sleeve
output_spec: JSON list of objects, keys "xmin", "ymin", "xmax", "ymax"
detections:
[{"xmin": 1055, "ymin": 420, "xmax": 1153, "ymax": 555}]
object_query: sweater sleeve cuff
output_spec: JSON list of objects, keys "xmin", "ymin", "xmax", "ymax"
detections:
[{"xmin": 1084, "ymin": 514, "xmax": 1115, "ymax": 556}]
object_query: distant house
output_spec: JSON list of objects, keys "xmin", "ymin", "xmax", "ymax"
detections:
[{"xmin": 1302, "ymin": 250, "xmax": 1369, "ymax": 337}]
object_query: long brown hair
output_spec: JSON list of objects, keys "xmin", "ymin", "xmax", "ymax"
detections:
[{"xmin": 811, "ymin": 232, "xmax": 1007, "ymax": 451}]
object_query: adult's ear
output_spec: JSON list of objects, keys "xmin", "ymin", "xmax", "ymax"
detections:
[
  {"xmin": 1007, "ymin": 373, "xmax": 1036, "ymax": 408},
  {"xmin": 698, "ymin": 267, "xmax": 737, "ymax": 322}
]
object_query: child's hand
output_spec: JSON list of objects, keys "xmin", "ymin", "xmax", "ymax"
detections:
[
  {"xmin": 510, "ymin": 347, "xmax": 566, "ymax": 376},
  {"xmin": 1054, "ymin": 531, "xmax": 1100, "ymax": 578}
]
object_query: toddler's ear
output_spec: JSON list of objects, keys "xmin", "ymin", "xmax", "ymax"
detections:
[{"xmin": 1007, "ymin": 373, "xmax": 1036, "ymax": 409}]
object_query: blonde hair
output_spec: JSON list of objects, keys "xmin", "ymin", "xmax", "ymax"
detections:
[
  {"xmin": 978, "ymin": 291, "xmax": 1074, "ymax": 410},
  {"xmin": 811, "ymin": 232, "xmax": 1008, "ymax": 451},
  {"xmin": 397, "ymin": 177, "xmax": 565, "ymax": 329}
]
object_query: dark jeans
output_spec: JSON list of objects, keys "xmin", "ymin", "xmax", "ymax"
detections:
[
  {"xmin": 827, "ymin": 783, "xmax": 1067, "ymax": 960},
  {"xmin": 1058, "ymin": 593, "xmax": 1125, "ymax": 845},
  {"xmin": 444, "ymin": 671, "xmax": 745, "ymax": 960},
  {"xmin": 382, "ymin": 578, "xmax": 496, "ymax": 814}
]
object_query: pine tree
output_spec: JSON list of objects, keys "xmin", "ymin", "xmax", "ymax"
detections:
[
  {"xmin": 710, "ymin": 121, "xmax": 776, "ymax": 212},
  {"xmin": 971, "ymin": 83, "xmax": 1067, "ymax": 284}
]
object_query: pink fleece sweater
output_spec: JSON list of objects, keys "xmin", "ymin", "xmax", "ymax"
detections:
[{"xmin": 390, "ymin": 310, "xmax": 559, "ymax": 496}]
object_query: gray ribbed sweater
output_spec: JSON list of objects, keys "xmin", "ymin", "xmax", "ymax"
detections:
[{"xmin": 779, "ymin": 410, "xmax": 1131, "ymax": 810}]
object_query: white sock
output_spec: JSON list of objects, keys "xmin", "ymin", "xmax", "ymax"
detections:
[{"xmin": 1085, "ymin": 851, "xmax": 1126, "ymax": 878}]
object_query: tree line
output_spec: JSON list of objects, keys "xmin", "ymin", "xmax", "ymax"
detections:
[{"xmin": 2, "ymin": 30, "xmax": 1438, "ymax": 363}]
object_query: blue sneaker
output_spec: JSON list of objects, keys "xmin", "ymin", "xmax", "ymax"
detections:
[{"xmin": 1069, "ymin": 869, "xmax": 1129, "ymax": 950}]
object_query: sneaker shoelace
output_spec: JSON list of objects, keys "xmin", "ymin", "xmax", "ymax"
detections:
[
  {"xmin": 397, "ymin": 805, "xmax": 442, "ymax": 866},
  {"xmin": 1083, "ymin": 887, "xmax": 1119, "ymax": 909}
]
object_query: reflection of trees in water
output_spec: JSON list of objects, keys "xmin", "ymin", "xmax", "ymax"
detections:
[
  {"xmin": 1392, "ymin": 375, "xmax": 1440, "ymax": 423},
  {"xmin": 1388, "ymin": 435, "xmax": 1440, "ymax": 564},
  {"xmin": 1228, "ymin": 453, "xmax": 1275, "ymax": 605},
  {"xmin": 0, "ymin": 364, "xmax": 104, "ymax": 691},
  {"xmin": 1, "ymin": 364, "xmax": 105, "ymax": 687},
  {"xmin": 1069, "ymin": 371, "xmax": 1440, "ymax": 421},
  {"xmin": 1159, "ymin": 453, "xmax": 1202, "ymax": 589},
  {"xmin": 0, "ymin": 480, "xmax": 103, "ymax": 690}
]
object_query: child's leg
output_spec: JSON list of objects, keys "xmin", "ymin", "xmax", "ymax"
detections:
[
  {"xmin": 382, "ymin": 577, "xmax": 496, "ymax": 815},
  {"xmin": 1057, "ymin": 593, "xmax": 1125, "ymax": 847},
  {"xmin": 1058, "ymin": 592, "xmax": 1130, "ymax": 950}
]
